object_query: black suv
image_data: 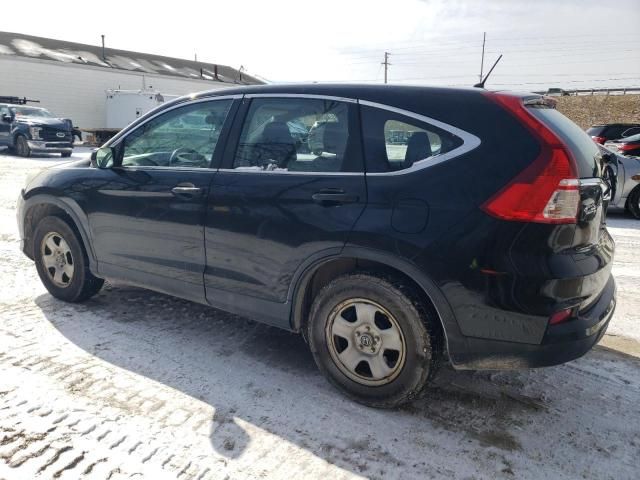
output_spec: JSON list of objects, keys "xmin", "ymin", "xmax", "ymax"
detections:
[
  {"xmin": 17, "ymin": 85, "xmax": 616, "ymax": 407},
  {"xmin": 587, "ymin": 123, "xmax": 640, "ymax": 145},
  {"xmin": 0, "ymin": 103, "xmax": 74, "ymax": 157}
]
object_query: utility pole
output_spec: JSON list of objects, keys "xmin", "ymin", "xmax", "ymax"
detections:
[
  {"xmin": 479, "ymin": 32, "xmax": 486, "ymax": 83},
  {"xmin": 101, "ymin": 34, "xmax": 106, "ymax": 61},
  {"xmin": 382, "ymin": 52, "xmax": 391, "ymax": 84}
]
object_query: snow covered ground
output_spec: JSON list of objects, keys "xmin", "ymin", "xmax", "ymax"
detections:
[{"xmin": 0, "ymin": 148, "xmax": 638, "ymax": 480}]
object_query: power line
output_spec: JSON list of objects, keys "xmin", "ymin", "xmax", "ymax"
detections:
[{"xmin": 338, "ymin": 32, "xmax": 640, "ymax": 55}]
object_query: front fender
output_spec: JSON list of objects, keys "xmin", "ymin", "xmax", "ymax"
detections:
[{"xmin": 19, "ymin": 192, "xmax": 98, "ymax": 273}]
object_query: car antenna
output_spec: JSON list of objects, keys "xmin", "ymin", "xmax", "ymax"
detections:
[{"xmin": 474, "ymin": 54, "xmax": 502, "ymax": 89}]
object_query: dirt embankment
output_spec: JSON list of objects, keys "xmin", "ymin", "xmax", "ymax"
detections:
[{"xmin": 555, "ymin": 94, "xmax": 640, "ymax": 130}]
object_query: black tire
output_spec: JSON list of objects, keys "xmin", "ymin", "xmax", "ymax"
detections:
[
  {"xmin": 628, "ymin": 185, "xmax": 640, "ymax": 219},
  {"xmin": 15, "ymin": 135, "xmax": 31, "ymax": 157},
  {"xmin": 307, "ymin": 272, "xmax": 442, "ymax": 408},
  {"xmin": 33, "ymin": 216, "xmax": 104, "ymax": 302},
  {"xmin": 61, "ymin": 152, "xmax": 72, "ymax": 158}
]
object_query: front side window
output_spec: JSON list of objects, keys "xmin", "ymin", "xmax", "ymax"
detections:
[
  {"xmin": 233, "ymin": 97, "xmax": 359, "ymax": 173},
  {"xmin": 122, "ymin": 99, "xmax": 232, "ymax": 168},
  {"xmin": 360, "ymin": 105, "xmax": 462, "ymax": 173}
]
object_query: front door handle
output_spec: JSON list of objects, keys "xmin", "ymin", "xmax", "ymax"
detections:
[
  {"xmin": 312, "ymin": 189, "xmax": 359, "ymax": 206},
  {"xmin": 171, "ymin": 183, "xmax": 203, "ymax": 198}
]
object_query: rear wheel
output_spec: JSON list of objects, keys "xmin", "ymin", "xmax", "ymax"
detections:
[
  {"xmin": 15, "ymin": 135, "xmax": 31, "ymax": 157},
  {"xmin": 307, "ymin": 272, "xmax": 441, "ymax": 408},
  {"xmin": 627, "ymin": 186, "xmax": 640, "ymax": 219},
  {"xmin": 33, "ymin": 216, "xmax": 104, "ymax": 302},
  {"xmin": 61, "ymin": 152, "xmax": 72, "ymax": 158}
]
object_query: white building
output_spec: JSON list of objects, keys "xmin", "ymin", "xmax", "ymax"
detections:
[{"xmin": 0, "ymin": 31, "xmax": 263, "ymax": 129}]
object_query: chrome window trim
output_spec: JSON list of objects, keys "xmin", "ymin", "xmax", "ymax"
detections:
[
  {"xmin": 358, "ymin": 99, "xmax": 481, "ymax": 176},
  {"xmin": 217, "ymin": 168, "xmax": 364, "ymax": 176},
  {"xmin": 116, "ymin": 165, "xmax": 215, "ymax": 173},
  {"xmin": 243, "ymin": 93, "xmax": 357, "ymax": 103}
]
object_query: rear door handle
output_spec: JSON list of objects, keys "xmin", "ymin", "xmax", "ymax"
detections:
[
  {"xmin": 312, "ymin": 189, "xmax": 359, "ymax": 206},
  {"xmin": 171, "ymin": 183, "xmax": 203, "ymax": 198}
]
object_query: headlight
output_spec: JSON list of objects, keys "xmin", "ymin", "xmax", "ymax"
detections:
[{"xmin": 29, "ymin": 126, "xmax": 42, "ymax": 140}]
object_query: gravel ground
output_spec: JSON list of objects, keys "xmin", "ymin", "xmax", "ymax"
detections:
[{"xmin": 0, "ymin": 148, "xmax": 639, "ymax": 480}]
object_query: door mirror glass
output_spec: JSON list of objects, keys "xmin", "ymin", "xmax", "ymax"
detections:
[
  {"xmin": 91, "ymin": 147, "xmax": 115, "ymax": 169},
  {"xmin": 2, "ymin": 114, "xmax": 11, "ymax": 123}
]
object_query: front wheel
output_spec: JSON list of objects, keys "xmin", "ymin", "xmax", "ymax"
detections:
[
  {"xmin": 15, "ymin": 136, "xmax": 31, "ymax": 157},
  {"xmin": 33, "ymin": 216, "xmax": 104, "ymax": 302},
  {"xmin": 61, "ymin": 151, "xmax": 72, "ymax": 158},
  {"xmin": 307, "ymin": 272, "xmax": 441, "ymax": 408}
]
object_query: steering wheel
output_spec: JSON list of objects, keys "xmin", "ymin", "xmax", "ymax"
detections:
[{"xmin": 169, "ymin": 147, "xmax": 204, "ymax": 166}]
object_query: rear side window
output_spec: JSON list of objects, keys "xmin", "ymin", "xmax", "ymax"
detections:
[
  {"xmin": 232, "ymin": 97, "xmax": 362, "ymax": 173},
  {"xmin": 360, "ymin": 105, "xmax": 462, "ymax": 173},
  {"xmin": 529, "ymin": 107, "xmax": 601, "ymax": 178}
]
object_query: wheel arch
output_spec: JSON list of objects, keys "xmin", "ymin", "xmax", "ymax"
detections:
[
  {"xmin": 21, "ymin": 194, "xmax": 97, "ymax": 272},
  {"xmin": 289, "ymin": 247, "xmax": 466, "ymax": 359}
]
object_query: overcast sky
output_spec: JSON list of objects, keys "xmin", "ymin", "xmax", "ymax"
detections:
[{"xmin": 3, "ymin": 0, "xmax": 639, "ymax": 90}]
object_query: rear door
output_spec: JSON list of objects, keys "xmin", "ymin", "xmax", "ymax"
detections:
[
  {"xmin": 87, "ymin": 97, "xmax": 237, "ymax": 302},
  {"xmin": 204, "ymin": 95, "xmax": 366, "ymax": 326}
]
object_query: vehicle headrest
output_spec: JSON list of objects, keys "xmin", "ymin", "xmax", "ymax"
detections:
[
  {"xmin": 404, "ymin": 132, "xmax": 430, "ymax": 168},
  {"xmin": 263, "ymin": 121, "xmax": 294, "ymax": 143},
  {"xmin": 322, "ymin": 123, "xmax": 348, "ymax": 155}
]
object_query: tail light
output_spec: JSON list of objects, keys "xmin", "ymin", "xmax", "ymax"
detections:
[
  {"xmin": 592, "ymin": 136, "xmax": 607, "ymax": 144},
  {"xmin": 549, "ymin": 308, "xmax": 573, "ymax": 325},
  {"xmin": 481, "ymin": 93, "xmax": 580, "ymax": 224},
  {"xmin": 618, "ymin": 143, "xmax": 636, "ymax": 152}
]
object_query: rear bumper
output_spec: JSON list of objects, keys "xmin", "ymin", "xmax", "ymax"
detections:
[
  {"xmin": 450, "ymin": 275, "xmax": 616, "ymax": 369},
  {"xmin": 27, "ymin": 140, "xmax": 73, "ymax": 153}
]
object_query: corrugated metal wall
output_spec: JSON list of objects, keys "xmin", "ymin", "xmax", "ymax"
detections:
[{"xmin": 0, "ymin": 56, "xmax": 232, "ymax": 128}]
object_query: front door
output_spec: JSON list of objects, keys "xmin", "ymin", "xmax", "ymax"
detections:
[
  {"xmin": 0, "ymin": 105, "xmax": 10, "ymax": 146},
  {"xmin": 87, "ymin": 97, "xmax": 236, "ymax": 302},
  {"xmin": 204, "ymin": 95, "xmax": 367, "ymax": 326}
]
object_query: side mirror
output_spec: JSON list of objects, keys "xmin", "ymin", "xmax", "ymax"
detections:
[
  {"xmin": 91, "ymin": 147, "xmax": 115, "ymax": 169},
  {"xmin": 2, "ymin": 114, "xmax": 12, "ymax": 123}
]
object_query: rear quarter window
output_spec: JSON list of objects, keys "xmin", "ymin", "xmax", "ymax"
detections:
[
  {"xmin": 360, "ymin": 105, "xmax": 463, "ymax": 173},
  {"xmin": 529, "ymin": 108, "xmax": 601, "ymax": 178}
]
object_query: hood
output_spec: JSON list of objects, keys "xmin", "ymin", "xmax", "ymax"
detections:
[{"xmin": 15, "ymin": 117, "xmax": 72, "ymax": 130}]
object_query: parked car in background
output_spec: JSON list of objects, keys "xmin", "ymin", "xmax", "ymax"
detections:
[
  {"xmin": 17, "ymin": 84, "xmax": 615, "ymax": 408},
  {"xmin": 600, "ymin": 144, "xmax": 640, "ymax": 218},
  {"xmin": 604, "ymin": 133, "xmax": 640, "ymax": 157},
  {"xmin": 587, "ymin": 123, "xmax": 640, "ymax": 145},
  {"xmin": 0, "ymin": 103, "xmax": 74, "ymax": 157}
]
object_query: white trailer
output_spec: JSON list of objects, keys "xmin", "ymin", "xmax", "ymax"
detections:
[
  {"xmin": 106, "ymin": 89, "xmax": 180, "ymax": 129},
  {"xmin": 83, "ymin": 89, "xmax": 180, "ymax": 144}
]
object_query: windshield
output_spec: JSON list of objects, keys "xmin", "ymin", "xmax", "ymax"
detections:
[{"xmin": 10, "ymin": 107, "xmax": 55, "ymax": 118}]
